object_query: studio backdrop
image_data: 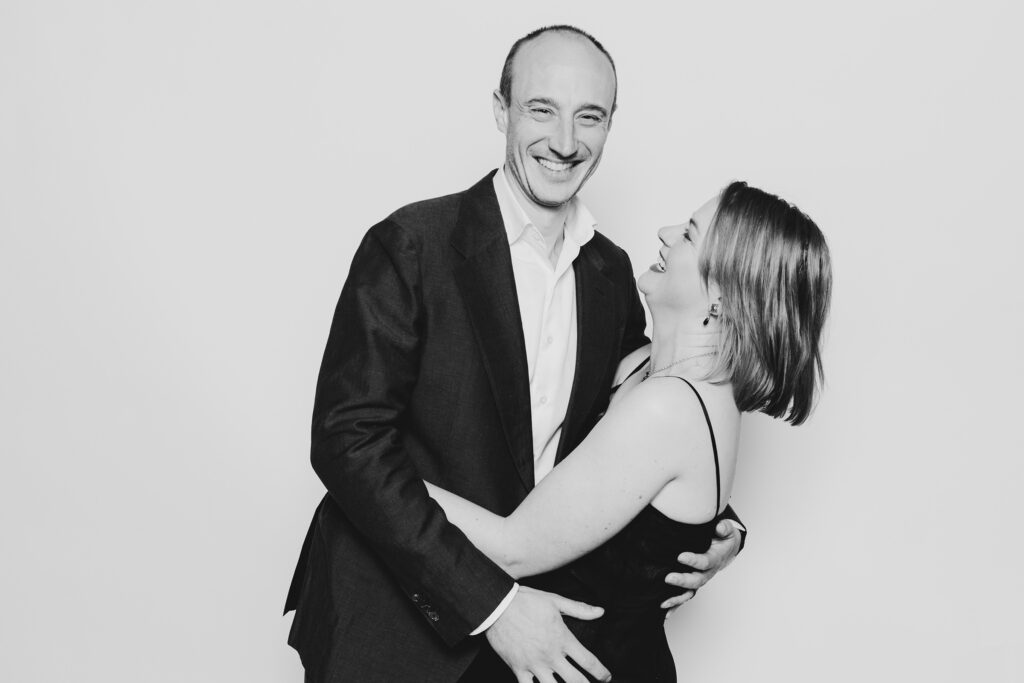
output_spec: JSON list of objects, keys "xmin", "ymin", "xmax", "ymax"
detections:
[{"xmin": 2, "ymin": 1, "xmax": 1021, "ymax": 681}]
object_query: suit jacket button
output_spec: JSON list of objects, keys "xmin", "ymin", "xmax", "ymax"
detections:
[
  {"xmin": 411, "ymin": 593, "xmax": 423, "ymax": 604},
  {"xmin": 426, "ymin": 610, "xmax": 440, "ymax": 622}
]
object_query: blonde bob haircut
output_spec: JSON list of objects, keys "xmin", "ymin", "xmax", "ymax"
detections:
[{"xmin": 699, "ymin": 181, "xmax": 832, "ymax": 425}]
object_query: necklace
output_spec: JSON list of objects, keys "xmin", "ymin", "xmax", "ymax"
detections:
[{"xmin": 642, "ymin": 351, "xmax": 717, "ymax": 381}]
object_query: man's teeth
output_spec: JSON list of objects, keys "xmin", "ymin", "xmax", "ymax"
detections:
[{"xmin": 537, "ymin": 158, "xmax": 572, "ymax": 172}]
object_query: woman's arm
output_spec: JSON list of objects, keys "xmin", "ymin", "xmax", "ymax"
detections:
[{"xmin": 426, "ymin": 378, "xmax": 710, "ymax": 578}]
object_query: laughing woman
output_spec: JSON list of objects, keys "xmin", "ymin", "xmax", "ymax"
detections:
[{"xmin": 427, "ymin": 181, "xmax": 833, "ymax": 682}]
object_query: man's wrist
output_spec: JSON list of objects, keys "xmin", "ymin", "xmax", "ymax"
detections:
[{"xmin": 469, "ymin": 583, "xmax": 520, "ymax": 635}]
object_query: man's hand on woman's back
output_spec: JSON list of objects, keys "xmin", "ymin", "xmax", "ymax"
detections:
[
  {"xmin": 486, "ymin": 586, "xmax": 612, "ymax": 683},
  {"xmin": 660, "ymin": 519, "xmax": 744, "ymax": 612}
]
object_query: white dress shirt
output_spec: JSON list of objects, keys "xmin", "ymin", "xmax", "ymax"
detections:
[
  {"xmin": 494, "ymin": 166, "xmax": 595, "ymax": 483},
  {"xmin": 469, "ymin": 166, "xmax": 596, "ymax": 634}
]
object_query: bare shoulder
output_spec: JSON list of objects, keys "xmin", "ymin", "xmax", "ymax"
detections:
[
  {"xmin": 604, "ymin": 374, "xmax": 718, "ymax": 439},
  {"xmin": 632, "ymin": 377, "xmax": 740, "ymax": 519}
]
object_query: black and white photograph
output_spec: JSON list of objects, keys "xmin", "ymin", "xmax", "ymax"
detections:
[{"xmin": 2, "ymin": 1, "xmax": 1021, "ymax": 681}]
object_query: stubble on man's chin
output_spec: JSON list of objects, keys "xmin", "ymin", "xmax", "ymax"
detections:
[{"xmin": 572, "ymin": 153, "xmax": 602, "ymax": 199}]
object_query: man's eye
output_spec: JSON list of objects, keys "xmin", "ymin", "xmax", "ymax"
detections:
[
  {"xmin": 579, "ymin": 114, "xmax": 603, "ymax": 125},
  {"xmin": 531, "ymin": 107, "xmax": 553, "ymax": 117}
]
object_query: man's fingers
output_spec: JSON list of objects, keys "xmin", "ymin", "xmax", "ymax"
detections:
[
  {"xmin": 662, "ymin": 523, "xmax": 740, "ymax": 611},
  {"xmin": 553, "ymin": 658, "xmax": 588, "ymax": 683},
  {"xmin": 553, "ymin": 595, "xmax": 604, "ymax": 621},
  {"xmin": 659, "ymin": 590, "xmax": 695, "ymax": 610},
  {"xmin": 677, "ymin": 552, "xmax": 710, "ymax": 570},
  {"xmin": 514, "ymin": 673, "xmax": 533, "ymax": 683},
  {"xmin": 535, "ymin": 673, "xmax": 559, "ymax": 683},
  {"xmin": 565, "ymin": 639, "xmax": 612, "ymax": 682},
  {"xmin": 715, "ymin": 519, "xmax": 737, "ymax": 538},
  {"xmin": 666, "ymin": 570, "xmax": 707, "ymax": 590}
]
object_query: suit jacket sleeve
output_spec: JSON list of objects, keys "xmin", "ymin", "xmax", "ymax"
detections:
[{"xmin": 310, "ymin": 219, "xmax": 514, "ymax": 646}]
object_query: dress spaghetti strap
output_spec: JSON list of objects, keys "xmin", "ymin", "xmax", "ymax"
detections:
[
  {"xmin": 610, "ymin": 355, "xmax": 653, "ymax": 396},
  {"xmin": 622, "ymin": 356, "xmax": 651, "ymax": 384},
  {"xmin": 666, "ymin": 376, "xmax": 722, "ymax": 516}
]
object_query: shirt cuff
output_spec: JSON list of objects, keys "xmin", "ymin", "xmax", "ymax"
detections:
[{"xmin": 469, "ymin": 583, "xmax": 520, "ymax": 635}]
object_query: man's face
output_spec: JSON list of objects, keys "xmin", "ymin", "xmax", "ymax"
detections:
[{"xmin": 495, "ymin": 33, "xmax": 616, "ymax": 210}]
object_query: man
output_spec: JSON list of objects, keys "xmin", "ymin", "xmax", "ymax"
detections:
[{"xmin": 285, "ymin": 25, "xmax": 744, "ymax": 683}]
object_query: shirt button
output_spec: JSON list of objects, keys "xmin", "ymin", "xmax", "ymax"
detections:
[
  {"xmin": 546, "ymin": 335, "xmax": 554, "ymax": 346},
  {"xmin": 539, "ymin": 396, "xmax": 548, "ymax": 405}
]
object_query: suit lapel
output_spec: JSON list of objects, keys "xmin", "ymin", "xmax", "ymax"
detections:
[
  {"xmin": 452, "ymin": 173, "xmax": 535, "ymax": 489},
  {"xmin": 556, "ymin": 243, "xmax": 617, "ymax": 464}
]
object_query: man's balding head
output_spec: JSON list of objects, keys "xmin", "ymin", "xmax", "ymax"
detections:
[{"xmin": 498, "ymin": 25, "xmax": 618, "ymax": 114}]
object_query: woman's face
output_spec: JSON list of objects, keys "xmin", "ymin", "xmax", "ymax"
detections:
[{"xmin": 638, "ymin": 195, "xmax": 719, "ymax": 312}]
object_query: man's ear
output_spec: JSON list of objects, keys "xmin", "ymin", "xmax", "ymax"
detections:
[{"xmin": 492, "ymin": 89, "xmax": 509, "ymax": 134}]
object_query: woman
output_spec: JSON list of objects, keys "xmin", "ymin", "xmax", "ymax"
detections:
[{"xmin": 427, "ymin": 181, "xmax": 832, "ymax": 681}]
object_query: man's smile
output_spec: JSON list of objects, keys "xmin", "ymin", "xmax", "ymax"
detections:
[{"xmin": 534, "ymin": 156, "xmax": 584, "ymax": 174}]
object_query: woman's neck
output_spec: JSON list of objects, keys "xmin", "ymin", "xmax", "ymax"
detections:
[{"xmin": 648, "ymin": 319, "xmax": 721, "ymax": 380}]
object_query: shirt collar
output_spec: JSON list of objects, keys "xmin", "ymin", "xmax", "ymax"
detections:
[{"xmin": 493, "ymin": 166, "xmax": 596, "ymax": 249}]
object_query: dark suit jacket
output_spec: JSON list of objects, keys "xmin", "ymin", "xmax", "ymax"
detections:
[{"xmin": 284, "ymin": 171, "xmax": 651, "ymax": 682}]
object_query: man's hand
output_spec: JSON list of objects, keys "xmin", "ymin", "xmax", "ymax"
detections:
[
  {"xmin": 660, "ymin": 519, "xmax": 743, "ymax": 611},
  {"xmin": 485, "ymin": 586, "xmax": 611, "ymax": 683}
]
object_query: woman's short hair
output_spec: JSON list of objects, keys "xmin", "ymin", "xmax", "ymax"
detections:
[{"xmin": 699, "ymin": 181, "xmax": 832, "ymax": 425}]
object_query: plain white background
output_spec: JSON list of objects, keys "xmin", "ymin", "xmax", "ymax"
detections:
[{"xmin": 2, "ymin": 1, "xmax": 1022, "ymax": 681}]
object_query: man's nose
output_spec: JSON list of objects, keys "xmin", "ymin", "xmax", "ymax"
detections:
[{"xmin": 549, "ymin": 117, "xmax": 579, "ymax": 157}]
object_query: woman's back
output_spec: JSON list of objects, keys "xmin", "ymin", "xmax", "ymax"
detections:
[
  {"xmin": 535, "ymin": 371, "xmax": 738, "ymax": 682},
  {"xmin": 610, "ymin": 350, "xmax": 741, "ymax": 526}
]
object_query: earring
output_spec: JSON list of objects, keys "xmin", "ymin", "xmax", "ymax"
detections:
[{"xmin": 702, "ymin": 302, "xmax": 721, "ymax": 327}]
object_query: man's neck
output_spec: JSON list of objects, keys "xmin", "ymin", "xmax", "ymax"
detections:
[
  {"xmin": 524, "ymin": 203, "xmax": 570, "ymax": 247},
  {"xmin": 504, "ymin": 167, "xmax": 572, "ymax": 250},
  {"xmin": 529, "ymin": 210, "xmax": 566, "ymax": 267}
]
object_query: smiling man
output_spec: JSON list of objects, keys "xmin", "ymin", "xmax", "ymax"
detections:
[
  {"xmin": 284, "ymin": 26, "xmax": 744, "ymax": 683},
  {"xmin": 498, "ymin": 30, "xmax": 614, "ymax": 221}
]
